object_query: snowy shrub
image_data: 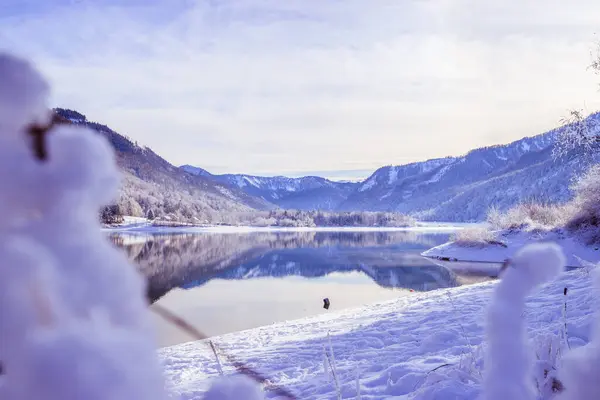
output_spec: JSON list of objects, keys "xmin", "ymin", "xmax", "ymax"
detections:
[
  {"xmin": 451, "ymin": 228, "xmax": 503, "ymax": 248},
  {"xmin": 556, "ymin": 267, "xmax": 600, "ymax": 399},
  {"xmin": 0, "ymin": 52, "xmax": 266, "ymax": 400},
  {"xmin": 0, "ymin": 52, "xmax": 170, "ymax": 399},
  {"xmin": 533, "ymin": 334, "xmax": 564, "ymax": 398},
  {"xmin": 487, "ymin": 203, "xmax": 568, "ymax": 231},
  {"xmin": 553, "ymin": 110, "xmax": 600, "ymax": 161},
  {"xmin": 483, "ymin": 243, "xmax": 565, "ymax": 400},
  {"xmin": 565, "ymin": 164, "xmax": 600, "ymax": 243}
]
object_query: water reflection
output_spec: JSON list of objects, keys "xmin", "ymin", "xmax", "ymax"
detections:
[
  {"xmin": 109, "ymin": 230, "xmax": 494, "ymax": 346},
  {"xmin": 110, "ymin": 231, "xmax": 455, "ymax": 301}
]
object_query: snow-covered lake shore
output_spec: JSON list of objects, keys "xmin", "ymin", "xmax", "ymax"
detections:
[
  {"xmin": 104, "ymin": 220, "xmax": 469, "ymax": 235},
  {"xmin": 422, "ymin": 229, "xmax": 600, "ymax": 267},
  {"xmin": 159, "ymin": 265, "xmax": 596, "ymax": 399}
]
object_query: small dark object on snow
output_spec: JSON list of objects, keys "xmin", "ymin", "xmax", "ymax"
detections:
[
  {"xmin": 439, "ymin": 256, "xmax": 458, "ymax": 262},
  {"xmin": 323, "ymin": 298, "xmax": 330, "ymax": 310},
  {"xmin": 552, "ymin": 377, "xmax": 564, "ymax": 393},
  {"xmin": 564, "ymin": 287, "xmax": 568, "ymax": 296}
]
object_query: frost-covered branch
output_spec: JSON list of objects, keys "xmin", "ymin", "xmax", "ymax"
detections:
[
  {"xmin": 552, "ymin": 110, "xmax": 600, "ymax": 160},
  {"xmin": 553, "ymin": 43, "xmax": 600, "ymax": 161},
  {"xmin": 557, "ymin": 267, "xmax": 600, "ymax": 399},
  {"xmin": 0, "ymin": 52, "xmax": 169, "ymax": 399},
  {"xmin": 483, "ymin": 243, "xmax": 565, "ymax": 400}
]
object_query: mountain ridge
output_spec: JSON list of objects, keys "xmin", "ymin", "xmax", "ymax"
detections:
[
  {"xmin": 54, "ymin": 108, "xmax": 274, "ymax": 223},
  {"xmin": 57, "ymin": 106, "xmax": 596, "ymax": 222},
  {"xmin": 182, "ymin": 120, "xmax": 569, "ymax": 220},
  {"xmin": 181, "ymin": 165, "xmax": 355, "ymax": 211}
]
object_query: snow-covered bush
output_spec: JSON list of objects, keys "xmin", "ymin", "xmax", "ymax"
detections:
[
  {"xmin": 556, "ymin": 267, "xmax": 600, "ymax": 399},
  {"xmin": 0, "ymin": 52, "xmax": 171, "ymax": 399},
  {"xmin": 483, "ymin": 243, "xmax": 565, "ymax": 400},
  {"xmin": 566, "ymin": 164, "xmax": 600, "ymax": 243},
  {"xmin": 451, "ymin": 227, "xmax": 502, "ymax": 248},
  {"xmin": 487, "ymin": 203, "xmax": 568, "ymax": 231},
  {"xmin": 0, "ymin": 52, "xmax": 270, "ymax": 400},
  {"xmin": 482, "ymin": 161, "xmax": 600, "ymax": 243},
  {"xmin": 553, "ymin": 110, "xmax": 600, "ymax": 161}
]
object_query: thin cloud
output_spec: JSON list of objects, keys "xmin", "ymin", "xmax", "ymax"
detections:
[{"xmin": 1, "ymin": 0, "xmax": 600, "ymax": 175}]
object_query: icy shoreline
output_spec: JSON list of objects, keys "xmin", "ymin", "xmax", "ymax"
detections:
[
  {"xmin": 105, "ymin": 222, "xmax": 468, "ymax": 235},
  {"xmin": 159, "ymin": 266, "xmax": 596, "ymax": 399},
  {"xmin": 422, "ymin": 229, "xmax": 600, "ymax": 267}
]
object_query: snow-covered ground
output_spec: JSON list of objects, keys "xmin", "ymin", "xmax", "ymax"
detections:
[
  {"xmin": 159, "ymin": 264, "xmax": 597, "ymax": 399},
  {"xmin": 422, "ymin": 229, "xmax": 600, "ymax": 267},
  {"xmin": 103, "ymin": 215, "xmax": 152, "ymax": 230}
]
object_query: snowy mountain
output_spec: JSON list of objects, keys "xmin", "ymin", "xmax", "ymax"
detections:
[
  {"xmin": 183, "ymin": 122, "xmax": 575, "ymax": 221},
  {"xmin": 57, "ymin": 107, "xmax": 597, "ymax": 223},
  {"xmin": 338, "ymin": 130, "xmax": 562, "ymax": 220},
  {"xmin": 181, "ymin": 166, "xmax": 355, "ymax": 211},
  {"xmin": 54, "ymin": 108, "xmax": 274, "ymax": 223},
  {"xmin": 181, "ymin": 114, "xmax": 599, "ymax": 222},
  {"xmin": 339, "ymin": 114, "xmax": 600, "ymax": 221}
]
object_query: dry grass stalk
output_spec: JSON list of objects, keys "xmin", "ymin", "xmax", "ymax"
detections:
[{"xmin": 152, "ymin": 304, "xmax": 297, "ymax": 399}]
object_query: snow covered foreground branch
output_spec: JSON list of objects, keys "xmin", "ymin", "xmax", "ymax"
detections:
[
  {"xmin": 483, "ymin": 243, "xmax": 565, "ymax": 400},
  {"xmin": 0, "ymin": 53, "xmax": 268, "ymax": 399},
  {"xmin": 0, "ymin": 53, "xmax": 170, "ymax": 399},
  {"xmin": 483, "ymin": 242, "xmax": 600, "ymax": 400}
]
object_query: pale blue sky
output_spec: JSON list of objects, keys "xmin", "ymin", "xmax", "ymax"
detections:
[{"xmin": 2, "ymin": 1, "xmax": 600, "ymax": 179}]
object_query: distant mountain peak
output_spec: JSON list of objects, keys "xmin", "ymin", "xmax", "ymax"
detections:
[
  {"xmin": 179, "ymin": 167, "xmax": 356, "ymax": 210},
  {"xmin": 54, "ymin": 107, "xmax": 87, "ymax": 123}
]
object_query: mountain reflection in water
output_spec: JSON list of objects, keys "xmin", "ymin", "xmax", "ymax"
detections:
[
  {"xmin": 109, "ymin": 230, "xmax": 494, "ymax": 345},
  {"xmin": 110, "ymin": 231, "xmax": 491, "ymax": 302}
]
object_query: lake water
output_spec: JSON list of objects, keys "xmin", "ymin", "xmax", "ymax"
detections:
[{"xmin": 109, "ymin": 230, "xmax": 497, "ymax": 347}]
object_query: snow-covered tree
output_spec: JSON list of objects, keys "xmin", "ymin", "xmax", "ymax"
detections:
[
  {"xmin": 553, "ymin": 46, "xmax": 600, "ymax": 160},
  {"xmin": 553, "ymin": 110, "xmax": 600, "ymax": 160}
]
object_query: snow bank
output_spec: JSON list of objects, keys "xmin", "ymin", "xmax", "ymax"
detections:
[{"xmin": 422, "ymin": 229, "xmax": 600, "ymax": 267}]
